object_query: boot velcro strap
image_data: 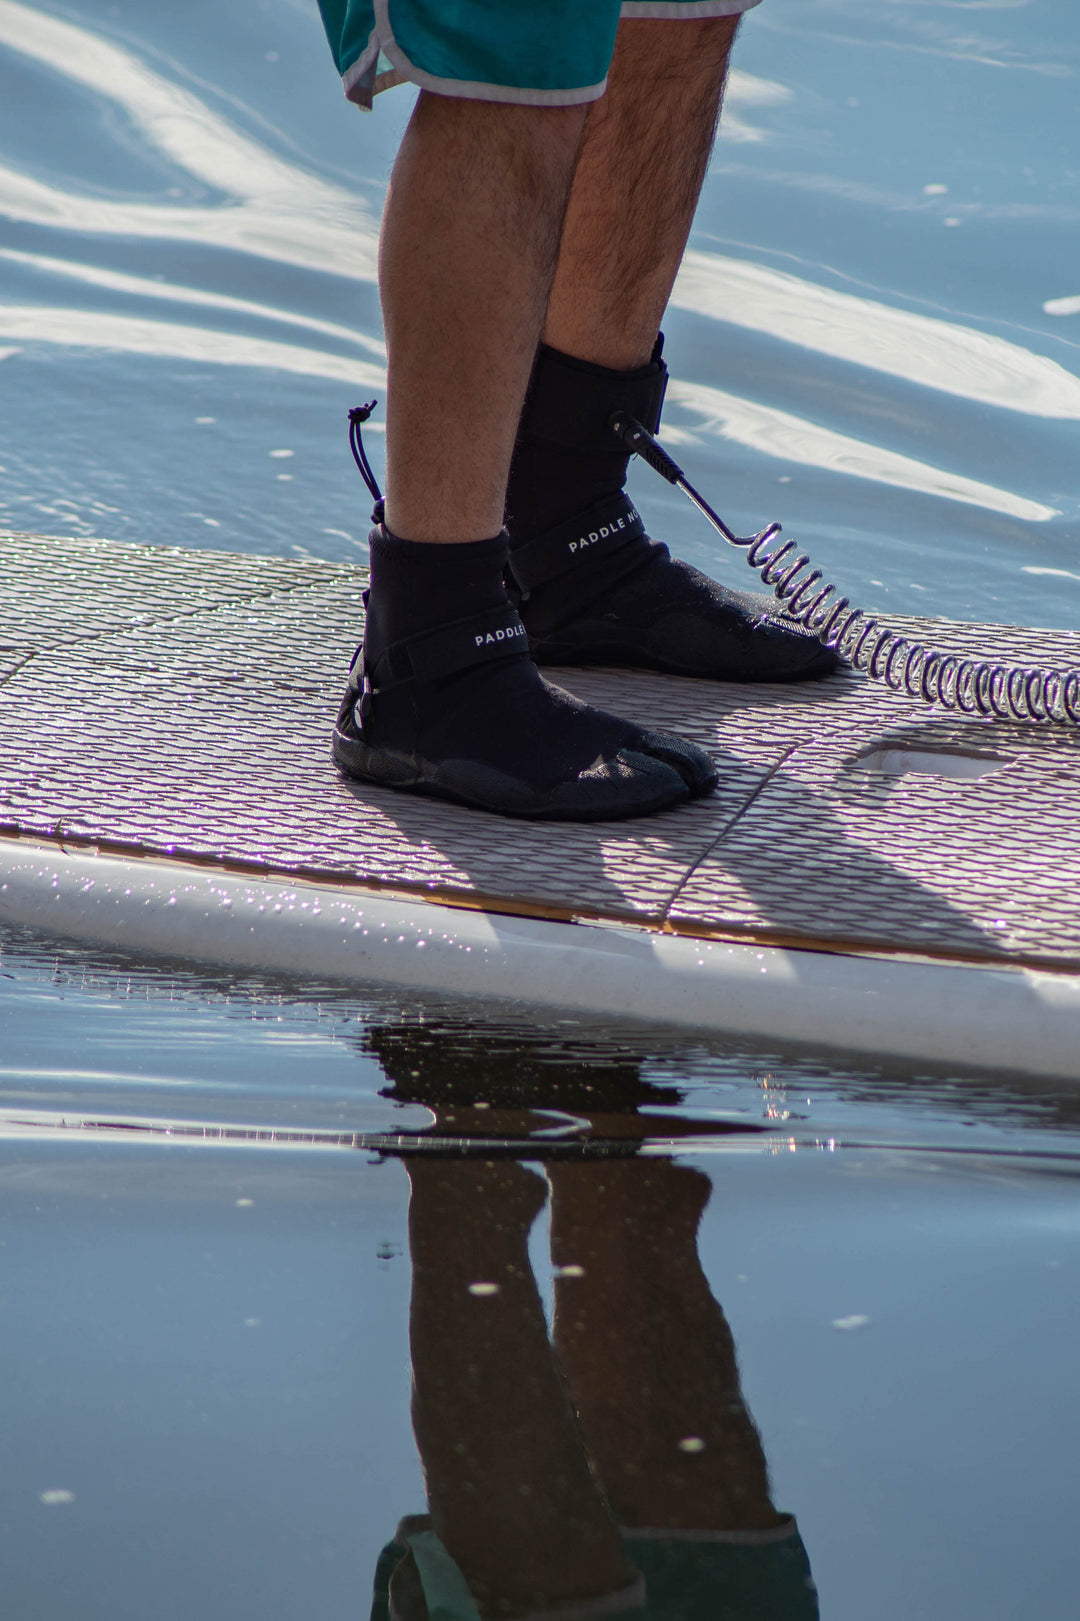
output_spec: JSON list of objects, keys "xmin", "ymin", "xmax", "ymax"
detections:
[
  {"xmin": 365, "ymin": 605, "xmax": 530, "ymax": 691},
  {"xmin": 508, "ymin": 493, "xmax": 646, "ymax": 594}
]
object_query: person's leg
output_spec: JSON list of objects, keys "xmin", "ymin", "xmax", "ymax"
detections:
[
  {"xmin": 506, "ymin": 17, "xmax": 838, "ymax": 684},
  {"xmin": 380, "ymin": 94, "xmax": 584, "ymax": 544},
  {"xmin": 333, "ymin": 91, "xmax": 716, "ymax": 820},
  {"xmin": 544, "ymin": 16, "xmax": 738, "ymax": 373},
  {"xmin": 405, "ymin": 1158, "xmax": 638, "ymax": 1612},
  {"xmin": 547, "ymin": 1158, "xmax": 785, "ymax": 1532}
]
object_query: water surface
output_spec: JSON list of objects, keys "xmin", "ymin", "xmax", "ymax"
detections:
[
  {"xmin": 1, "ymin": 0, "xmax": 1078, "ymax": 623},
  {"xmin": 3, "ymin": 929, "xmax": 1080, "ymax": 1619}
]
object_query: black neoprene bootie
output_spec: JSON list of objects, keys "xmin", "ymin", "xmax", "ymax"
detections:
[
  {"xmin": 332, "ymin": 525, "xmax": 717, "ymax": 821},
  {"xmin": 506, "ymin": 341, "xmax": 839, "ymax": 682}
]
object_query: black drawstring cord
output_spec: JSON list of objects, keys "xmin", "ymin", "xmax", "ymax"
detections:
[{"xmin": 348, "ymin": 401, "xmax": 384, "ymax": 522}]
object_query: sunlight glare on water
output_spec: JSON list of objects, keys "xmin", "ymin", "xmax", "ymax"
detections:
[{"xmin": 0, "ymin": 0, "xmax": 1077, "ymax": 614}]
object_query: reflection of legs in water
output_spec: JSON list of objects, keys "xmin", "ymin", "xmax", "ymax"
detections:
[
  {"xmin": 379, "ymin": 1015, "xmax": 813, "ymax": 1615},
  {"xmin": 548, "ymin": 1158, "xmax": 785, "ymax": 1533},
  {"xmin": 405, "ymin": 1158, "xmax": 637, "ymax": 1614}
]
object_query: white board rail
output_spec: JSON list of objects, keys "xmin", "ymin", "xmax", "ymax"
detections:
[{"xmin": 2, "ymin": 844, "xmax": 1078, "ymax": 1080}]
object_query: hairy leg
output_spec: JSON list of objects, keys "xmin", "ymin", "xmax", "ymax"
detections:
[
  {"xmin": 406, "ymin": 1159, "xmax": 635, "ymax": 1610},
  {"xmin": 548, "ymin": 1159, "xmax": 785, "ymax": 1531},
  {"xmin": 380, "ymin": 92, "xmax": 586, "ymax": 541},
  {"xmin": 544, "ymin": 16, "xmax": 739, "ymax": 370},
  {"xmin": 504, "ymin": 14, "xmax": 836, "ymax": 688},
  {"xmin": 334, "ymin": 83, "xmax": 716, "ymax": 821}
]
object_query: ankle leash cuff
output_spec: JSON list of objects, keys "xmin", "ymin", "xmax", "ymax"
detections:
[{"xmin": 518, "ymin": 344, "xmax": 668, "ymax": 454}]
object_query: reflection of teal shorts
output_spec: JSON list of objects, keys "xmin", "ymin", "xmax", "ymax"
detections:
[
  {"xmin": 316, "ymin": 1, "xmax": 764, "ymax": 110},
  {"xmin": 371, "ymin": 1514, "xmax": 818, "ymax": 1621}
]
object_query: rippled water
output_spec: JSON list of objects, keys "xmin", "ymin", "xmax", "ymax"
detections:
[
  {"xmin": 1, "ymin": 0, "xmax": 1078, "ymax": 621},
  {"xmin": 3, "ymin": 5, "xmax": 1080, "ymax": 1618}
]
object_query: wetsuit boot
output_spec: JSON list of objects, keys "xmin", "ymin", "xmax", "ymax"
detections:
[
  {"xmin": 506, "ymin": 341, "xmax": 839, "ymax": 682},
  {"xmin": 332, "ymin": 525, "xmax": 717, "ymax": 821}
]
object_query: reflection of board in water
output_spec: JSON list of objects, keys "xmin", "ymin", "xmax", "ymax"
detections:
[{"xmin": 3, "ymin": 530, "xmax": 1080, "ymax": 1079}]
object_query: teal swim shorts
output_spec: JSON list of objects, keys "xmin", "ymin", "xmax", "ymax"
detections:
[
  {"xmin": 316, "ymin": 1, "xmax": 764, "ymax": 110},
  {"xmin": 371, "ymin": 1513, "xmax": 818, "ymax": 1621}
]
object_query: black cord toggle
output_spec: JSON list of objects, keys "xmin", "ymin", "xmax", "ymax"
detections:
[{"xmin": 348, "ymin": 401, "xmax": 384, "ymax": 518}]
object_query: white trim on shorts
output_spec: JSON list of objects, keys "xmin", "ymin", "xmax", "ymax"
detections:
[
  {"xmin": 343, "ymin": 0, "xmax": 763, "ymax": 109},
  {"xmin": 344, "ymin": 0, "xmax": 608, "ymax": 108}
]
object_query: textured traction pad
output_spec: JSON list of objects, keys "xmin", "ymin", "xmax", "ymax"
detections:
[{"xmin": 3, "ymin": 529, "xmax": 1080, "ymax": 969}]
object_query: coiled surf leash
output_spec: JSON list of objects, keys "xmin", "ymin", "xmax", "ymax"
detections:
[{"xmin": 611, "ymin": 410, "xmax": 1080, "ymax": 726}]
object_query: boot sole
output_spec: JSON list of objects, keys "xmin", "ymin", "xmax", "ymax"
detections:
[{"xmin": 331, "ymin": 728, "xmax": 709, "ymax": 823}]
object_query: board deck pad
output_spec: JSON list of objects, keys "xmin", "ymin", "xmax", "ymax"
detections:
[{"xmin": 3, "ymin": 530, "xmax": 1080, "ymax": 972}]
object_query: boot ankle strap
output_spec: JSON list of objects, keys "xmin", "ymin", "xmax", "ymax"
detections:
[
  {"xmin": 357, "ymin": 604, "xmax": 530, "ymax": 691},
  {"xmin": 508, "ymin": 492, "xmax": 646, "ymax": 595}
]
